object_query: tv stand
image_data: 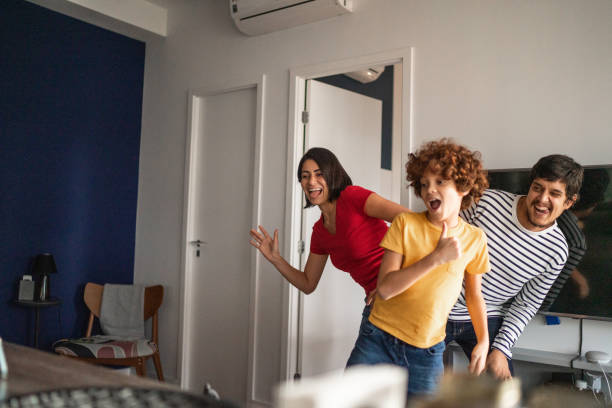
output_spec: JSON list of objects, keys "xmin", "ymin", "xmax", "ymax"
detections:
[
  {"xmin": 446, "ymin": 344, "xmax": 612, "ymax": 373},
  {"xmin": 572, "ymin": 355, "xmax": 612, "ymax": 372},
  {"xmin": 511, "ymin": 348, "xmax": 576, "ymax": 367}
]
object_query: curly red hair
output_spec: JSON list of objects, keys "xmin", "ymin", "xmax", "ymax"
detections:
[{"xmin": 406, "ymin": 139, "xmax": 488, "ymax": 210}]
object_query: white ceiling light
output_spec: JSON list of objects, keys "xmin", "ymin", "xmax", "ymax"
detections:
[{"xmin": 344, "ymin": 66, "xmax": 385, "ymax": 84}]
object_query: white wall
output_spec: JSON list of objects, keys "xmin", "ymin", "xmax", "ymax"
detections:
[{"xmin": 111, "ymin": 0, "xmax": 612, "ymax": 403}]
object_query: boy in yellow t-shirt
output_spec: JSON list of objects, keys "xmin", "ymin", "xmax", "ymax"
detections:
[{"xmin": 346, "ymin": 139, "xmax": 490, "ymax": 398}]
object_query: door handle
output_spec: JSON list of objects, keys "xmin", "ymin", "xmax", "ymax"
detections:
[{"xmin": 189, "ymin": 240, "xmax": 207, "ymax": 257}]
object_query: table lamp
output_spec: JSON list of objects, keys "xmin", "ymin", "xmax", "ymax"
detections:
[{"xmin": 32, "ymin": 253, "xmax": 57, "ymax": 301}]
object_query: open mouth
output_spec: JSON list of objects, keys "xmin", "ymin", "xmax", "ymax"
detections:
[
  {"xmin": 309, "ymin": 188, "xmax": 323, "ymax": 199},
  {"xmin": 429, "ymin": 199, "xmax": 441, "ymax": 211},
  {"xmin": 533, "ymin": 203, "xmax": 550, "ymax": 217}
]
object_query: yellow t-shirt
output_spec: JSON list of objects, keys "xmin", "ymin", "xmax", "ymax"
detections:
[{"xmin": 369, "ymin": 211, "xmax": 490, "ymax": 348}]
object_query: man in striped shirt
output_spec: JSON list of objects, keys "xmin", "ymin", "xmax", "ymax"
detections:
[{"xmin": 445, "ymin": 155, "xmax": 584, "ymax": 380}]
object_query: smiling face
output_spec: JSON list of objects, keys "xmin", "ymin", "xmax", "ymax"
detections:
[
  {"xmin": 420, "ymin": 169, "xmax": 468, "ymax": 227},
  {"xmin": 300, "ymin": 159, "xmax": 330, "ymax": 207},
  {"xmin": 519, "ymin": 178, "xmax": 576, "ymax": 231}
]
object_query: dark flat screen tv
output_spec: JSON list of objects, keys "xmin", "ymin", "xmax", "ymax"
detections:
[{"xmin": 487, "ymin": 165, "xmax": 612, "ymax": 321}]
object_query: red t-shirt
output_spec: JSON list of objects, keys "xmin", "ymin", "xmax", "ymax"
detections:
[{"xmin": 310, "ymin": 185, "xmax": 388, "ymax": 294}]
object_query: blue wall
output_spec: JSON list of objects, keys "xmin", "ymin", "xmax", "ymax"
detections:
[{"xmin": 0, "ymin": 0, "xmax": 145, "ymax": 349}]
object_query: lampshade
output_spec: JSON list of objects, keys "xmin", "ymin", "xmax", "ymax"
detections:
[{"xmin": 32, "ymin": 253, "xmax": 57, "ymax": 275}]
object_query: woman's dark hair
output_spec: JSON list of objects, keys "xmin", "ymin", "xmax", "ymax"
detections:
[
  {"xmin": 297, "ymin": 147, "xmax": 352, "ymax": 208},
  {"xmin": 529, "ymin": 154, "xmax": 584, "ymax": 200}
]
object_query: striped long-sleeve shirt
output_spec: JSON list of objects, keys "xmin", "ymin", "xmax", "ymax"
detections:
[
  {"xmin": 448, "ymin": 189, "xmax": 568, "ymax": 359},
  {"xmin": 540, "ymin": 210, "xmax": 587, "ymax": 311}
]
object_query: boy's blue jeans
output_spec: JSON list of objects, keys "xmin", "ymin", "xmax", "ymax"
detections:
[
  {"xmin": 444, "ymin": 317, "xmax": 514, "ymax": 375},
  {"xmin": 346, "ymin": 306, "xmax": 445, "ymax": 397}
]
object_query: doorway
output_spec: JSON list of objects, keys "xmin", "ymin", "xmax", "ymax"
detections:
[{"xmin": 282, "ymin": 48, "xmax": 414, "ymax": 380}]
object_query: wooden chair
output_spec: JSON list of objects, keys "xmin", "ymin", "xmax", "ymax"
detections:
[{"xmin": 54, "ymin": 283, "xmax": 164, "ymax": 381}]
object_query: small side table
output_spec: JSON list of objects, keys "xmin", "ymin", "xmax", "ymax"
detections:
[{"xmin": 14, "ymin": 298, "xmax": 61, "ymax": 348}]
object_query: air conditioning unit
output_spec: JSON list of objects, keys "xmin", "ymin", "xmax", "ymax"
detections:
[{"xmin": 230, "ymin": 0, "xmax": 353, "ymax": 36}]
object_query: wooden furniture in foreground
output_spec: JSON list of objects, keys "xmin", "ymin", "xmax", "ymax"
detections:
[
  {"xmin": 1, "ymin": 342, "xmax": 232, "ymax": 407},
  {"xmin": 54, "ymin": 283, "xmax": 164, "ymax": 380},
  {"xmin": 3, "ymin": 342, "xmax": 173, "ymax": 398}
]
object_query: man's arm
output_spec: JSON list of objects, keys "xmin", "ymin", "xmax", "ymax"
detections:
[
  {"xmin": 486, "ymin": 279, "xmax": 548, "ymax": 380},
  {"xmin": 488, "ymin": 266, "xmax": 563, "ymax": 378},
  {"xmin": 486, "ymin": 349, "xmax": 512, "ymax": 380}
]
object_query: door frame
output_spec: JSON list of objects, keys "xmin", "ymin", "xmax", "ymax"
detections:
[
  {"xmin": 178, "ymin": 75, "xmax": 266, "ymax": 405},
  {"xmin": 282, "ymin": 48, "xmax": 415, "ymax": 381}
]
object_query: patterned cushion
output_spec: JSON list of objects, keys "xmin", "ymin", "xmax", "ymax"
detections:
[{"xmin": 54, "ymin": 335, "xmax": 157, "ymax": 359}]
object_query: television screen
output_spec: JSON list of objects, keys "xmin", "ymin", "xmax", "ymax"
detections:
[{"xmin": 487, "ymin": 165, "xmax": 612, "ymax": 321}]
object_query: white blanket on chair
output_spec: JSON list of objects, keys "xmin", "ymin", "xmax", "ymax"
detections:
[{"xmin": 100, "ymin": 284, "xmax": 145, "ymax": 338}]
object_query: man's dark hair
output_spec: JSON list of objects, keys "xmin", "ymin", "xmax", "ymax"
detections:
[
  {"xmin": 297, "ymin": 147, "xmax": 352, "ymax": 208},
  {"xmin": 529, "ymin": 154, "xmax": 584, "ymax": 200}
]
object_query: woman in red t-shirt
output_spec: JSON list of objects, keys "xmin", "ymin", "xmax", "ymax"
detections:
[{"xmin": 249, "ymin": 147, "xmax": 409, "ymax": 304}]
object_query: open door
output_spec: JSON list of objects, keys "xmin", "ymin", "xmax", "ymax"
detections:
[
  {"xmin": 283, "ymin": 50, "xmax": 413, "ymax": 386},
  {"xmin": 298, "ymin": 79, "xmax": 385, "ymax": 377}
]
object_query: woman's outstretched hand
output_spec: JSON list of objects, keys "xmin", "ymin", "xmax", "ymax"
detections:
[{"xmin": 249, "ymin": 225, "xmax": 280, "ymax": 263}]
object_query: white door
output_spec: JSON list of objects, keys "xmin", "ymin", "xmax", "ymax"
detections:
[
  {"xmin": 299, "ymin": 80, "xmax": 384, "ymax": 377},
  {"xmin": 183, "ymin": 87, "xmax": 256, "ymax": 405}
]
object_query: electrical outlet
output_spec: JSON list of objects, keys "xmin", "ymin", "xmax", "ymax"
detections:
[{"xmin": 585, "ymin": 371, "xmax": 602, "ymax": 393}]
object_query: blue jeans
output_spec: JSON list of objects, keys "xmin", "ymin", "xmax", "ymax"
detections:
[
  {"xmin": 445, "ymin": 317, "xmax": 514, "ymax": 375},
  {"xmin": 346, "ymin": 314, "xmax": 445, "ymax": 397}
]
